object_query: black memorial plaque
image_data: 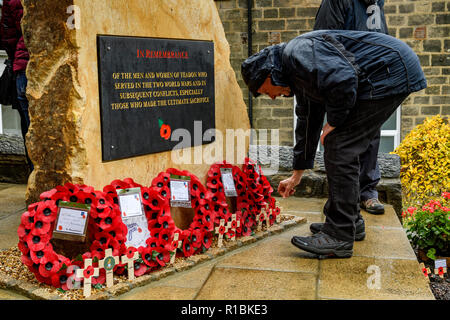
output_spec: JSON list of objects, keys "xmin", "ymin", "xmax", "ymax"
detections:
[{"xmin": 97, "ymin": 35, "xmax": 215, "ymax": 161}]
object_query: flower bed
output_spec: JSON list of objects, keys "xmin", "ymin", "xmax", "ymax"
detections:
[{"xmin": 402, "ymin": 192, "xmax": 450, "ymax": 300}]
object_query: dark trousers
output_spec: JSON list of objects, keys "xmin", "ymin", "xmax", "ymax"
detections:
[
  {"xmin": 321, "ymin": 93, "xmax": 408, "ymax": 242},
  {"xmin": 15, "ymin": 71, "xmax": 33, "ymax": 172},
  {"xmin": 359, "ymin": 131, "xmax": 381, "ymax": 202}
]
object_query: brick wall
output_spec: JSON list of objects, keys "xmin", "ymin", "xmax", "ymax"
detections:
[{"xmin": 215, "ymin": 0, "xmax": 450, "ymax": 145}]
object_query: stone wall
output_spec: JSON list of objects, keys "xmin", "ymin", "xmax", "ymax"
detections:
[
  {"xmin": 215, "ymin": 0, "xmax": 450, "ymax": 145},
  {"xmin": 22, "ymin": 0, "xmax": 250, "ymax": 204}
]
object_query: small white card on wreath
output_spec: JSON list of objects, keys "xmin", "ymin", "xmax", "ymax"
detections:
[
  {"xmin": 117, "ymin": 188, "xmax": 149, "ymax": 248},
  {"xmin": 53, "ymin": 202, "xmax": 90, "ymax": 242},
  {"xmin": 123, "ymin": 215, "xmax": 150, "ymax": 249},
  {"xmin": 220, "ymin": 168, "xmax": 237, "ymax": 197},
  {"xmin": 170, "ymin": 175, "xmax": 191, "ymax": 208},
  {"xmin": 117, "ymin": 188, "xmax": 145, "ymax": 218}
]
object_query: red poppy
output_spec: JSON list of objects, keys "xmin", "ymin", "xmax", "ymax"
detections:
[
  {"xmin": 51, "ymin": 271, "xmax": 71, "ymax": 290},
  {"xmin": 82, "ymin": 265, "xmax": 95, "ymax": 279},
  {"xmin": 154, "ymin": 249, "xmax": 171, "ymax": 267},
  {"xmin": 145, "ymin": 236, "xmax": 161, "ymax": 249},
  {"xmin": 134, "ymin": 261, "xmax": 149, "ymax": 277},
  {"xmin": 190, "ymin": 229, "xmax": 203, "ymax": 249},
  {"xmin": 438, "ymin": 267, "xmax": 444, "ymax": 276},
  {"xmin": 39, "ymin": 251, "xmax": 60, "ymax": 278},
  {"xmin": 25, "ymin": 232, "xmax": 50, "ymax": 252},
  {"xmin": 17, "ymin": 240, "xmax": 29, "ymax": 255},
  {"xmin": 20, "ymin": 211, "xmax": 36, "ymax": 230},
  {"xmin": 30, "ymin": 219, "xmax": 52, "ymax": 236},
  {"xmin": 182, "ymin": 238, "xmax": 195, "ymax": 257},
  {"xmin": 160, "ymin": 124, "xmax": 171, "ymax": 140},
  {"xmin": 109, "ymin": 179, "xmax": 131, "ymax": 190},
  {"xmin": 218, "ymin": 225, "xmax": 226, "ymax": 235},
  {"xmin": 158, "ymin": 228, "xmax": 172, "ymax": 245},
  {"xmin": 35, "ymin": 201, "xmax": 58, "ymax": 224},
  {"xmin": 91, "ymin": 269, "xmax": 106, "ymax": 286},
  {"xmin": 74, "ymin": 191, "xmax": 97, "ymax": 207},
  {"xmin": 202, "ymin": 232, "xmax": 213, "ymax": 250},
  {"xmin": 126, "ymin": 246, "xmax": 137, "ymax": 259},
  {"xmin": 39, "ymin": 188, "xmax": 57, "ymax": 201},
  {"xmin": 30, "ymin": 243, "xmax": 53, "ymax": 264},
  {"xmin": 140, "ymin": 247, "xmax": 158, "ymax": 268}
]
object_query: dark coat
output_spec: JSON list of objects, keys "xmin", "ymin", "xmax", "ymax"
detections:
[
  {"xmin": 241, "ymin": 30, "xmax": 427, "ymax": 168},
  {"xmin": 314, "ymin": 0, "xmax": 388, "ymax": 34},
  {"xmin": 0, "ymin": 0, "xmax": 28, "ymax": 72}
]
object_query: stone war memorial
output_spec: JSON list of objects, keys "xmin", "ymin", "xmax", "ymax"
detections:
[
  {"xmin": 0, "ymin": 0, "xmax": 306, "ymax": 300},
  {"xmin": 24, "ymin": 0, "xmax": 250, "ymax": 204}
]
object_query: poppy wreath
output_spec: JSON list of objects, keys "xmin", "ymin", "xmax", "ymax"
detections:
[
  {"xmin": 149, "ymin": 168, "xmax": 215, "ymax": 262},
  {"xmin": 101, "ymin": 177, "xmax": 193, "ymax": 276},
  {"xmin": 206, "ymin": 161, "xmax": 254, "ymax": 238},
  {"xmin": 242, "ymin": 157, "xmax": 281, "ymax": 227},
  {"xmin": 17, "ymin": 182, "xmax": 127, "ymax": 289}
]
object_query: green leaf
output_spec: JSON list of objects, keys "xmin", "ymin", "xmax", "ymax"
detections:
[
  {"xmin": 158, "ymin": 118, "xmax": 164, "ymax": 128},
  {"xmin": 426, "ymin": 248, "xmax": 436, "ymax": 260},
  {"xmin": 74, "ymin": 254, "xmax": 83, "ymax": 262},
  {"xmin": 57, "ymin": 263, "xmax": 68, "ymax": 273},
  {"xmin": 93, "ymin": 257, "xmax": 99, "ymax": 264},
  {"xmin": 57, "ymin": 288, "xmax": 66, "ymax": 293},
  {"xmin": 93, "ymin": 283, "xmax": 103, "ymax": 290}
]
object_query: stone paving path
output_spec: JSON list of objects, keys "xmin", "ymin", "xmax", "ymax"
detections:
[{"xmin": 0, "ymin": 183, "xmax": 435, "ymax": 300}]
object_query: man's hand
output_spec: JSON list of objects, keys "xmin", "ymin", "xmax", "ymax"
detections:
[
  {"xmin": 320, "ymin": 122, "xmax": 335, "ymax": 145},
  {"xmin": 278, "ymin": 170, "xmax": 304, "ymax": 198}
]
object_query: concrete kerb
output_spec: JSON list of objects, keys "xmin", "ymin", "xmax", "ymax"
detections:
[{"xmin": 0, "ymin": 214, "xmax": 306, "ymax": 300}]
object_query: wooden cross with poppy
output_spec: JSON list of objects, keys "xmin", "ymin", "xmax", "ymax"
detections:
[
  {"xmin": 75, "ymin": 258, "xmax": 99, "ymax": 298},
  {"xmin": 257, "ymin": 211, "xmax": 265, "ymax": 232},
  {"xmin": 264, "ymin": 207, "xmax": 271, "ymax": 228},
  {"xmin": 434, "ymin": 266, "xmax": 447, "ymax": 279},
  {"xmin": 121, "ymin": 247, "xmax": 140, "ymax": 281},
  {"xmin": 419, "ymin": 263, "xmax": 431, "ymax": 281},
  {"xmin": 99, "ymin": 248, "xmax": 120, "ymax": 288},
  {"xmin": 226, "ymin": 214, "xmax": 240, "ymax": 241},
  {"xmin": 170, "ymin": 233, "xmax": 183, "ymax": 264},
  {"xmin": 215, "ymin": 219, "xmax": 229, "ymax": 248}
]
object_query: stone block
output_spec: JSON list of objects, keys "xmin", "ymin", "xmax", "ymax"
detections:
[{"xmin": 22, "ymin": 0, "xmax": 250, "ymax": 204}]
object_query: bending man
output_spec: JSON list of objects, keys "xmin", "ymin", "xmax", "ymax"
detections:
[{"xmin": 241, "ymin": 30, "xmax": 426, "ymax": 258}]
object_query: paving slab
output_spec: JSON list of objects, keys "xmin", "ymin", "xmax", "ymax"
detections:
[
  {"xmin": 353, "ymin": 226, "xmax": 417, "ymax": 260},
  {"xmin": 0, "ymin": 288, "xmax": 30, "ymax": 300},
  {"xmin": 195, "ymin": 267, "xmax": 317, "ymax": 300},
  {"xmin": 218, "ymin": 229, "xmax": 319, "ymax": 274},
  {"xmin": 0, "ymin": 184, "xmax": 27, "ymax": 250},
  {"xmin": 318, "ymin": 256, "xmax": 434, "ymax": 300}
]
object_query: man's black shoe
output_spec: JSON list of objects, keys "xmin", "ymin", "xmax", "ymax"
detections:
[
  {"xmin": 361, "ymin": 198, "xmax": 385, "ymax": 215},
  {"xmin": 291, "ymin": 232, "xmax": 353, "ymax": 258},
  {"xmin": 309, "ymin": 219, "xmax": 366, "ymax": 241}
]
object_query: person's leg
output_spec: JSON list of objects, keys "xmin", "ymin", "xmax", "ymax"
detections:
[
  {"xmin": 15, "ymin": 71, "xmax": 33, "ymax": 172},
  {"xmin": 321, "ymin": 94, "xmax": 408, "ymax": 242},
  {"xmin": 292, "ymin": 93, "xmax": 408, "ymax": 257},
  {"xmin": 359, "ymin": 131, "xmax": 385, "ymax": 214}
]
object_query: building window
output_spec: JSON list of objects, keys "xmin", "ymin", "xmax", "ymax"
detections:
[
  {"xmin": 293, "ymin": 97, "xmax": 401, "ymax": 153},
  {"xmin": 0, "ymin": 50, "xmax": 22, "ymax": 136}
]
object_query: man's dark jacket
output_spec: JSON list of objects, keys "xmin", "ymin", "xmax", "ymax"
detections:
[
  {"xmin": 314, "ymin": 0, "xmax": 388, "ymax": 34},
  {"xmin": 241, "ymin": 30, "xmax": 427, "ymax": 169}
]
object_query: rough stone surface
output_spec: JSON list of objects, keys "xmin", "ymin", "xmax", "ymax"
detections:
[
  {"xmin": 0, "ymin": 134, "xmax": 25, "ymax": 155},
  {"xmin": 251, "ymin": 145, "xmax": 401, "ymax": 178},
  {"xmin": 0, "ymin": 134, "xmax": 29, "ymax": 184},
  {"xmin": 22, "ymin": 0, "xmax": 250, "ymax": 205}
]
